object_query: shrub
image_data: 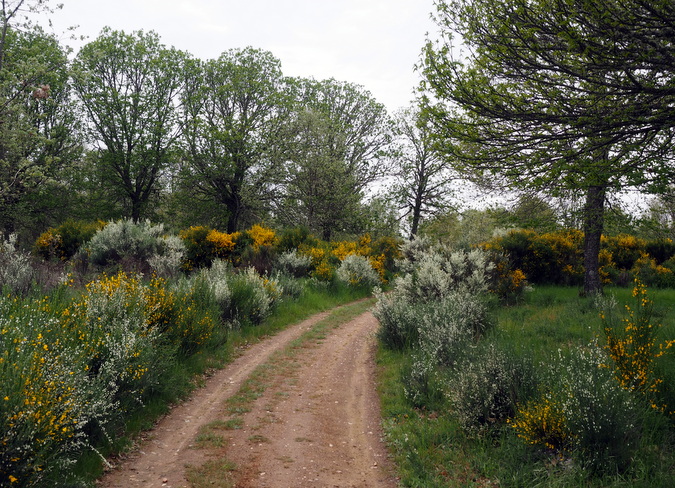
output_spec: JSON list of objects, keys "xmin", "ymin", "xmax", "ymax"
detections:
[
  {"xmin": 86, "ymin": 219, "xmax": 166, "ymax": 271},
  {"xmin": 597, "ymin": 279, "xmax": 675, "ymax": 412},
  {"xmin": 602, "ymin": 233, "xmax": 646, "ymax": 270},
  {"xmin": 418, "ymin": 291, "xmax": 496, "ymax": 368},
  {"xmin": 168, "ymin": 275, "xmax": 222, "ymax": 355},
  {"xmin": 0, "ymin": 296, "xmax": 117, "ymax": 487},
  {"xmin": 630, "ymin": 252, "xmax": 674, "ymax": 288},
  {"xmin": 0, "ymin": 234, "xmax": 35, "ymax": 295},
  {"xmin": 370, "ymin": 235, "xmax": 402, "ymax": 276},
  {"xmin": 275, "ymin": 226, "xmax": 317, "ymax": 252},
  {"xmin": 34, "ymin": 220, "xmax": 103, "ymax": 261},
  {"xmin": 247, "ymin": 224, "xmax": 277, "ymax": 250},
  {"xmin": 179, "ymin": 226, "xmax": 239, "ymax": 270},
  {"xmin": 336, "ymin": 254, "xmax": 381, "ymax": 289},
  {"xmin": 394, "ymin": 247, "xmax": 495, "ymax": 303},
  {"xmin": 148, "ymin": 235, "xmax": 186, "ymax": 279},
  {"xmin": 400, "ymin": 352, "xmax": 445, "ymax": 410},
  {"xmin": 645, "ymin": 238, "xmax": 675, "ymax": 264},
  {"xmin": 226, "ymin": 267, "xmax": 282, "ymax": 326},
  {"xmin": 276, "ymin": 249, "xmax": 312, "ymax": 278},
  {"xmin": 448, "ymin": 343, "xmax": 537, "ymax": 434},
  {"xmin": 373, "ymin": 289, "xmax": 421, "ymax": 350},
  {"xmin": 511, "ymin": 346, "xmax": 644, "ymax": 474}
]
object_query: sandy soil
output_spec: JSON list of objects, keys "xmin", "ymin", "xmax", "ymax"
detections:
[{"xmin": 97, "ymin": 306, "xmax": 397, "ymax": 488}]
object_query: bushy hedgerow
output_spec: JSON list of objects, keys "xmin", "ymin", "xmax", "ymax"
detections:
[
  {"xmin": 482, "ymin": 230, "xmax": 675, "ymax": 287},
  {"xmin": 34, "ymin": 220, "xmax": 104, "ymax": 261}
]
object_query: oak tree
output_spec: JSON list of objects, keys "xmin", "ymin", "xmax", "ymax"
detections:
[{"xmin": 421, "ymin": 0, "xmax": 675, "ymax": 293}]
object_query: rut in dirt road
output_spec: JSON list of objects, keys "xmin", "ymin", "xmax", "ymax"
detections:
[{"xmin": 98, "ymin": 302, "xmax": 398, "ymax": 488}]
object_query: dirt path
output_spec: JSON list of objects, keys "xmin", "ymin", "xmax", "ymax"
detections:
[{"xmin": 97, "ymin": 304, "xmax": 397, "ymax": 488}]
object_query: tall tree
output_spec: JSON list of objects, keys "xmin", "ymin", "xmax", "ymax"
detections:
[
  {"xmin": 390, "ymin": 106, "xmax": 456, "ymax": 238},
  {"xmin": 180, "ymin": 47, "xmax": 288, "ymax": 232},
  {"xmin": 275, "ymin": 109, "xmax": 363, "ymax": 240},
  {"xmin": 421, "ymin": 0, "xmax": 675, "ymax": 294},
  {"xmin": 0, "ymin": 0, "xmax": 79, "ymax": 235},
  {"xmin": 289, "ymin": 77, "xmax": 392, "ymax": 193},
  {"xmin": 72, "ymin": 28, "xmax": 188, "ymax": 222},
  {"xmin": 273, "ymin": 77, "xmax": 392, "ymax": 239}
]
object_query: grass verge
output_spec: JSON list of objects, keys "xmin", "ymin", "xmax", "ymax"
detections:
[{"xmin": 376, "ymin": 286, "xmax": 675, "ymax": 487}]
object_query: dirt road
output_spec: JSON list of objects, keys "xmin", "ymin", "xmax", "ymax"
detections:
[{"xmin": 98, "ymin": 303, "xmax": 397, "ymax": 488}]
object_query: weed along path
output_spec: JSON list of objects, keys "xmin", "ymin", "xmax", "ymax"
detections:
[{"xmin": 98, "ymin": 300, "xmax": 397, "ymax": 488}]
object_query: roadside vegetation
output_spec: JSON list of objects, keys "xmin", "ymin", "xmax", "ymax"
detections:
[
  {"xmin": 0, "ymin": 222, "xmax": 395, "ymax": 487},
  {"xmin": 375, "ymin": 237, "xmax": 675, "ymax": 487}
]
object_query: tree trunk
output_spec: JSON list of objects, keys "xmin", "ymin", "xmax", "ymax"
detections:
[{"xmin": 582, "ymin": 185, "xmax": 606, "ymax": 295}]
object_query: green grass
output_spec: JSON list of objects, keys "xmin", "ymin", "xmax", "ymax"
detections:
[{"xmin": 376, "ymin": 285, "xmax": 675, "ymax": 487}]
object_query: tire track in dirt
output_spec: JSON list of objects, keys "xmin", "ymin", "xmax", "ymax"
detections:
[{"xmin": 97, "ymin": 304, "xmax": 397, "ymax": 488}]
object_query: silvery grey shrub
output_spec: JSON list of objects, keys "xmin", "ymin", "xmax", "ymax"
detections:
[
  {"xmin": 0, "ymin": 233, "xmax": 35, "ymax": 295},
  {"xmin": 548, "ymin": 345, "xmax": 644, "ymax": 474},
  {"xmin": 198, "ymin": 259, "xmax": 232, "ymax": 316},
  {"xmin": 276, "ymin": 249, "xmax": 312, "ymax": 278},
  {"xmin": 446, "ymin": 343, "xmax": 537, "ymax": 434},
  {"xmin": 336, "ymin": 254, "xmax": 380, "ymax": 288},
  {"xmin": 417, "ymin": 291, "xmax": 495, "ymax": 367},
  {"xmin": 392, "ymin": 247, "xmax": 495, "ymax": 304},
  {"xmin": 86, "ymin": 219, "xmax": 166, "ymax": 267},
  {"xmin": 148, "ymin": 234, "xmax": 186, "ymax": 278},
  {"xmin": 375, "ymin": 244, "xmax": 496, "ymax": 351},
  {"xmin": 373, "ymin": 288, "xmax": 422, "ymax": 350},
  {"xmin": 227, "ymin": 267, "xmax": 282, "ymax": 326}
]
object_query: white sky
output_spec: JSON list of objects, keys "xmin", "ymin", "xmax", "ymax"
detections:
[{"xmin": 45, "ymin": 0, "xmax": 437, "ymax": 112}]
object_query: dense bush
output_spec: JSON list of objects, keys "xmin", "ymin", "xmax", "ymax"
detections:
[
  {"xmin": 482, "ymin": 230, "xmax": 675, "ymax": 287},
  {"xmin": 336, "ymin": 254, "xmax": 381, "ymax": 289},
  {"xmin": 448, "ymin": 343, "xmax": 537, "ymax": 434},
  {"xmin": 276, "ymin": 249, "xmax": 313, "ymax": 278},
  {"xmin": 226, "ymin": 267, "xmax": 282, "ymax": 326},
  {"xmin": 0, "ymin": 234, "xmax": 35, "ymax": 295},
  {"xmin": 85, "ymin": 219, "xmax": 166, "ymax": 271},
  {"xmin": 510, "ymin": 346, "xmax": 644, "ymax": 474},
  {"xmin": 179, "ymin": 225, "xmax": 239, "ymax": 270},
  {"xmin": 34, "ymin": 220, "xmax": 104, "ymax": 261}
]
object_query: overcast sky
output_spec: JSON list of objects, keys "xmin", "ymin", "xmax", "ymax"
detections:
[{"xmin": 45, "ymin": 0, "xmax": 437, "ymax": 112}]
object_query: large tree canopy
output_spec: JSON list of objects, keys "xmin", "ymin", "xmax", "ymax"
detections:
[
  {"xmin": 421, "ymin": 0, "xmax": 675, "ymax": 293},
  {"xmin": 73, "ymin": 28, "xmax": 188, "ymax": 222},
  {"xmin": 180, "ymin": 47, "xmax": 288, "ymax": 232},
  {"xmin": 0, "ymin": 0, "xmax": 78, "ymax": 234},
  {"xmin": 272, "ymin": 77, "xmax": 392, "ymax": 239}
]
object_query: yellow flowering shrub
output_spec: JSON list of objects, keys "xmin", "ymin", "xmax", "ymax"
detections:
[
  {"xmin": 509, "ymin": 394, "xmax": 572, "ymax": 451},
  {"xmin": 247, "ymin": 224, "xmax": 277, "ymax": 250},
  {"xmin": 600, "ymin": 279, "xmax": 675, "ymax": 414}
]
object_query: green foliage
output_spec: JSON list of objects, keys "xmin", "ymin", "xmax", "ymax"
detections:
[
  {"xmin": 512, "ymin": 347, "xmax": 644, "ymax": 474},
  {"xmin": 275, "ymin": 226, "xmax": 317, "ymax": 253},
  {"xmin": 34, "ymin": 220, "xmax": 103, "ymax": 261},
  {"xmin": 72, "ymin": 28, "xmax": 188, "ymax": 222},
  {"xmin": 448, "ymin": 343, "xmax": 538, "ymax": 435},
  {"xmin": 226, "ymin": 268, "xmax": 282, "ymax": 327},
  {"xmin": 275, "ymin": 249, "xmax": 312, "ymax": 278},
  {"xmin": 377, "ymin": 284, "xmax": 675, "ymax": 486}
]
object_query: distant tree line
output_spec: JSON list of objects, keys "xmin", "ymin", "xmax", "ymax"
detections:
[{"xmin": 1, "ymin": 0, "xmax": 453, "ymax": 243}]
